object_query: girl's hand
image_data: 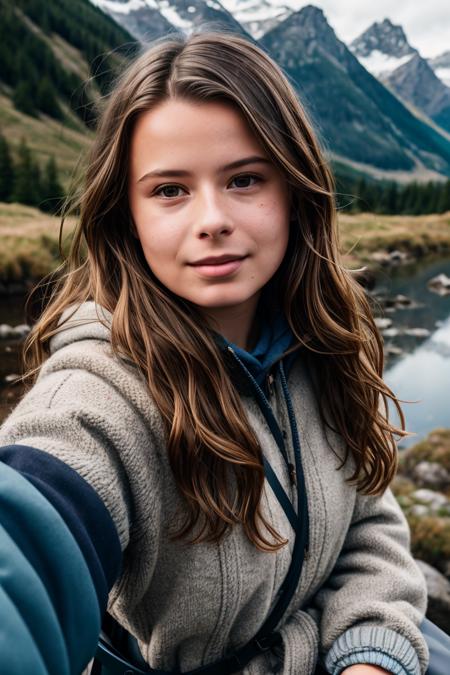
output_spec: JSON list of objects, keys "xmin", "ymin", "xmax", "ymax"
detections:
[{"xmin": 340, "ymin": 666, "xmax": 393, "ymax": 674}]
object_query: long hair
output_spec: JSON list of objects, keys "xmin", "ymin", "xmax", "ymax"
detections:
[{"xmin": 23, "ymin": 28, "xmax": 409, "ymax": 552}]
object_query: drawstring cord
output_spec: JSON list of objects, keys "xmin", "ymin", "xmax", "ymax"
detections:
[
  {"xmin": 226, "ymin": 347, "xmax": 310, "ymax": 555},
  {"xmin": 278, "ymin": 360, "xmax": 310, "ymax": 555}
]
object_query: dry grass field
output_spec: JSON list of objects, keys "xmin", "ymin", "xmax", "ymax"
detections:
[
  {"xmin": 1, "ymin": 203, "xmax": 450, "ymax": 283},
  {"xmin": 339, "ymin": 210, "xmax": 450, "ymax": 267},
  {"xmin": 0, "ymin": 203, "xmax": 76, "ymax": 282}
]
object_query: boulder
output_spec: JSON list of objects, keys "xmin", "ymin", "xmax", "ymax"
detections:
[
  {"xmin": 374, "ymin": 317, "xmax": 392, "ymax": 329},
  {"xmin": 428, "ymin": 273, "xmax": 450, "ymax": 296},
  {"xmin": 385, "ymin": 343, "xmax": 403, "ymax": 357},
  {"xmin": 415, "ymin": 559, "xmax": 450, "ymax": 634},
  {"xmin": 382, "ymin": 327, "xmax": 400, "ymax": 337},
  {"xmin": 412, "ymin": 461, "xmax": 450, "ymax": 491},
  {"xmin": 394, "ymin": 294, "xmax": 412, "ymax": 307},
  {"xmin": 0, "ymin": 323, "xmax": 30, "ymax": 340},
  {"xmin": 410, "ymin": 504, "xmax": 430, "ymax": 517},
  {"xmin": 411, "ymin": 489, "xmax": 450, "ymax": 514},
  {"xmin": 404, "ymin": 328, "xmax": 431, "ymax": 338},
  {"xmin": 389, "ymin": 250, "xmax": 408, "ymax": 263},
  {"xmin": 370, "ymin": 251, "xmax": 392, "ymax": 265}
]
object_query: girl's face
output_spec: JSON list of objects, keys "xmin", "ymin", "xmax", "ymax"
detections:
[{"xmin": 128, "ymin": 98, "xmax": 291, "ymax": 327}]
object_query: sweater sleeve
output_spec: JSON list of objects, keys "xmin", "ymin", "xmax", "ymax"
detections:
[
  {"xmin": 0, "ymin": 365, "xmax": 138, "ymax": 552},
  {"xmin": 306, "ymin": 486, "xmax": 429, "ymax": 675},
  {"xmin": 0, "ymin": 458, "xmax": 112, "ymax": 675},
  {"xmin": 0, "ymin": 357, "xmax": 145, "ymax": 673}
]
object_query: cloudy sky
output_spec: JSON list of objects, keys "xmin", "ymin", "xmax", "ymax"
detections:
[{"xmin": 310, "ymin": 1, "xmax": 449, "ymax": 58}]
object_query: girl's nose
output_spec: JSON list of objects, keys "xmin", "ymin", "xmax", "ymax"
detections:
[
  {"xmin": 195, "ymin": 223, "xmax": 233, "ymax": 239},
  {"xmin": 192, "ymin": 190, "xmax": 235, "ymax": 239}
]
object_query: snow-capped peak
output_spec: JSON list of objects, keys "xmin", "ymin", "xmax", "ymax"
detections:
[
  {"xmin": 350, "ymin": 17, "xmax": 418, "ymax": 78},
  {"xmin": 219, "ymin": 0, "xmax": 313, "ymax": 39}
]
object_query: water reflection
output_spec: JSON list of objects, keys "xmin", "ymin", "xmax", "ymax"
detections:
[{"xmin": 380, "ymin": 256, "xmax": 450, "ymax": 448}]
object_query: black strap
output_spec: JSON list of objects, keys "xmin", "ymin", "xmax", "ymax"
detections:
[
  {"xmin": 262, "ymin": 455, "xmax": 300, "ymax": 532},
  {"xmin": 94, "ymin": 355, "xmax": 308, "ymax": 674},
  {"xmin": 93, "ymin": 454, "xmax": 307, "ymax": 675}
]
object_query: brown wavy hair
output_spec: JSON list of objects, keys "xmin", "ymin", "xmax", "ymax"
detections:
[{"xmin": 23, "ymin": 27, "xmax": 410, "ymax": 552}]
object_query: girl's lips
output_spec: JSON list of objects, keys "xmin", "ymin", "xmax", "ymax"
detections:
[{"xmin": 189, "ymin": 256, "xmax": 247, "ymax": 278}]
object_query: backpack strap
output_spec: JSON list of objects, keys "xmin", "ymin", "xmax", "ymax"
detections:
[
  {"xmin": 94, "ymin": 357, "xmax": 309, "ymax": 674},
  {"xmin": 93, "ymin": 452, "xmax": 308, "ymax": 675}
]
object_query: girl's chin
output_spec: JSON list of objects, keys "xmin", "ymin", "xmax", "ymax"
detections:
[{"xmin": 189, "ymin": 292, "xmax": 261, "ymax": 313}]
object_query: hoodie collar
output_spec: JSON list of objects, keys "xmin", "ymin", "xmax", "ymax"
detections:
[
  {"xmin": 51, "ymin": 301, "xmax": 300, "ymax": 395},
  {"xmin": 214, "ymin": 309, "xmax": 294, "ymax": 386}
]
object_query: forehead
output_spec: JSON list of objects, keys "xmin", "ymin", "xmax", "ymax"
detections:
[{"xmin": 129, "ymin": 98, "xmax": 266, "ymax": 165}]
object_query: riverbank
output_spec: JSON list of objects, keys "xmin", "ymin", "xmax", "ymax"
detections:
[
  {"xmin": 338, "ymin": 210, "xmax": 450, "ymax": 288},
  {"xmin": 392, "ymin": 428, "xmax": 450, "ymax": 633},
  {"xmin": 1, "ymin": 203, "xmax": 450, "ymax": 292}
]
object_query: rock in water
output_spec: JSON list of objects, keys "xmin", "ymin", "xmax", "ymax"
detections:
[{"xmin": 428, "ymin": 273, "xmax": 450, "ymax": 295}]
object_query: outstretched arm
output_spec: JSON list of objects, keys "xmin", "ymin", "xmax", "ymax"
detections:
[
  {"xmin": 0, "ymin": 453, "xmax": 122, "ymax": 674},
  {"xmin": 0, "ymin": 353, "xmax": 148, "ymax": 673}
]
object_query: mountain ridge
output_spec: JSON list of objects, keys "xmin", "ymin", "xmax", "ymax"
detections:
[
  {"xmin": 350, "ymin": 18, "xmax": 450, "ymax": 135},
  {"xmin": 260, "ymin": 6, "xmax": 450, "ymax": 179}
]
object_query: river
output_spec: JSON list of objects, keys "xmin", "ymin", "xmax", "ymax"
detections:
[
  {"xmin": 378, "ymin": 255, "xmax": 450, "ymax": 448},
  {"xmin": 1, "ymin": 257, "xmax": 450, "ymax": 444}
]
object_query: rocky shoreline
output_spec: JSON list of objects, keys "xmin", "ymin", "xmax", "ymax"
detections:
[{"xmin": 392, "ymin": 429, "xmax": 450, "ymax": 634}]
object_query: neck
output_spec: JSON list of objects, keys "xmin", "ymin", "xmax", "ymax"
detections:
[{"xmin": 200, "ymin": 295, "xmax": 261, "ymax": 351}]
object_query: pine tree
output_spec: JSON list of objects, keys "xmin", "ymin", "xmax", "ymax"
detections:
[
  {"xmin": 437, "ymin": 180, "xmax": 450, "ymax": 213},
  {"xmin": 13, "ymin": 81, "xmax": 37, "ymax": 117},
  {"xmin": 355, "ymin": 177, "xmax": 369, "ymax": 212},
  {"xmin": 424, "ymin": 181, "xmax": 440, "ymax": 214},
  {"xmin": 0, "ymin": 134, "xmax": 15, "ymax": 201},
  {"xmin": 11, "ymin": 139, "xmax": 41, "ymax": 206},
  {"xmin": 385, "ymin": 181, "xmax": 398, "ymax": 214},
  {"xmin": 41, "ymin": 156, "xmax": 64, "ymax": 214},
  {"xmin": 411, "ymin": 182, "xmax": 425, "ymax": 215},
  {"xmin": 399, "ymin": 182, "xmax": 417, "ymax": 214},
  {"xmin": 36, "ymin": 77, "xmax": 63, "ymax": 119}
]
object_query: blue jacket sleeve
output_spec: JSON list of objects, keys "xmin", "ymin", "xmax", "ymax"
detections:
[{"xmin": 0, "ymin": 445, "xmax": 123, "ymax": 675}]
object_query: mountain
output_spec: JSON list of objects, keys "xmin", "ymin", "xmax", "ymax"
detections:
[
  {"xmin": 260, "ymin": 6, "xmax": 450, "ymax": 180},
  {"xmin": 4, "ymin": 0, "xmax": 450, "ymax": 189},
  {"xmin": 350, "ymin": 19, "xmax": 450, "ymax": 135},
  {"xmin": 219, "ymin": 0, "xmax": 294, "ymax": 40},
  {"xmin": 428, "ymin": 51, "xmax": 450, "ymax": 88},
  {"xmin": 89, "ymin": 0, "xmax": 252, "ymax": 43},
  {"xmin": 350, "ymin": 18, "xmax": 417, "ymax": 77},
  {"xmin": 0, "ymin": 0, "xmax": 137, "ymax": 184}
]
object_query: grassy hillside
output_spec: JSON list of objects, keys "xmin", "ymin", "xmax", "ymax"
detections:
[
  {"xmin": 0, "ymin": 0, "xmax": 137, "ymax": 186},
  {"xmin": 0, "ymin": 94, "xmax": 91, "ymax": 189}
]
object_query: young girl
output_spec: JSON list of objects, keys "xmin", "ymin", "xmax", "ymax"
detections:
[{"xmin": 0, "ymin": 28, "xmax": 445, "ymax": 675}]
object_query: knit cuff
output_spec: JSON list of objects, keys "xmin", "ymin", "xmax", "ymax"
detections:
[{"xmin": 324, "ymin": 625, "xmax": 421, "ymax": 675}]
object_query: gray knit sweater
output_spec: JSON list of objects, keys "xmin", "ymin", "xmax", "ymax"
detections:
[{"xmin": 0, "ymin": 302, "xmax": 429, "ymax": 674}]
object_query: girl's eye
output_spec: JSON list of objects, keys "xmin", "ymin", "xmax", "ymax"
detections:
[
  {"xmin": 153, "ymin": 173, "xmax": 261, "ymax": 199},
  {"xmin": 229, "ymin": 173, "xmax": 261, "ymax": 189},
  {"xmin": 155, "ymin": 184, "xmax": 184, "ymax": 199}
]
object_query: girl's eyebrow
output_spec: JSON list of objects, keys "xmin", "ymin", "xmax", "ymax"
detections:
[{"xmin": 137, "ymin": 156, "xmax": 271, "ymax": 183}]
